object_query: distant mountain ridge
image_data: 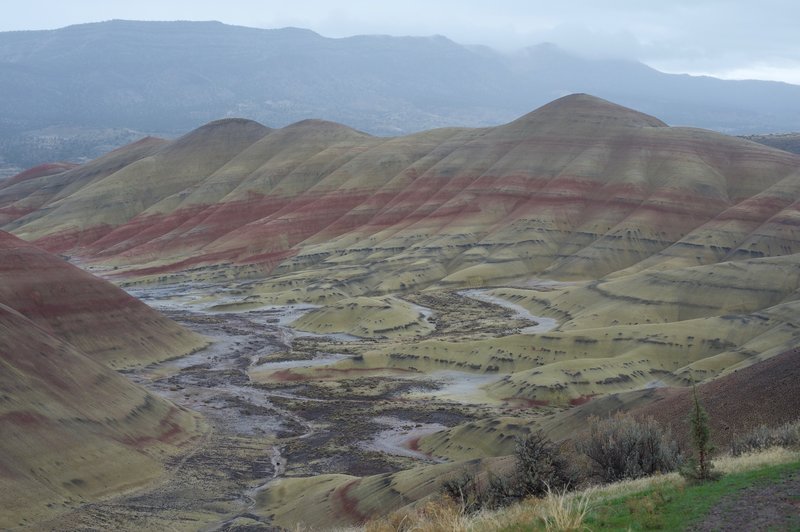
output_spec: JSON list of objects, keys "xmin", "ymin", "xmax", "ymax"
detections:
[{"xmin": 1, "ymin": 20, "xmax": 800, "ymax": 169}]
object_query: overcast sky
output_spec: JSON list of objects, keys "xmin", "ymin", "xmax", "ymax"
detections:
[{"xmin": 3, "ymin": 0, "xmax": 799, "ymax": 84}]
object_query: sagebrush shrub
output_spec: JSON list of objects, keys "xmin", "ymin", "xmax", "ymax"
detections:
[
  {"xmin": 440, "ymin": 471, "xmax": 484, "ymax": 514},
  {"xmin": 440, "ymin": 430, "xmax": 576, "ymax": 513},
  {"xmin": 577, "ymin": 413, "xmax": 682, "ymax": 483},
  {"xmin": 513, "ymin": 430, "xmax": 576, "ymax": 497},
  {"xmin": 730, "ymin": 420, "xmax": 800, "ymax": 456}
]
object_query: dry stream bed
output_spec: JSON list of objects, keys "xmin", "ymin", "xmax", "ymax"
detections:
[{"xmin": 50, "ymin": 285, "xmax": 555, "ymax": 530}]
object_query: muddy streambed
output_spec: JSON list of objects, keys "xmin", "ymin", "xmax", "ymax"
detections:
[
  {"xmin": 50, "ymin": 284, "xmax": 565, "ymax": 529},
  {"xmin": 65, "ymin": 284, "xmax": 476, "ymax": 530},
  {"xmin": 459, "ymin": 289, "xmax": 559, "ymax": 333}
]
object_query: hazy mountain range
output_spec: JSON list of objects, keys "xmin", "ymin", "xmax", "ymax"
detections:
[{"xmin": 1, "ymin": 19, "xmax": 800, "ymax": 173}]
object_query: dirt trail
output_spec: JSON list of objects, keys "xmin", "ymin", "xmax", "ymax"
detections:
[{"xmin": 690, "ymin": 470, "xmax": 800, "ymax": 531}]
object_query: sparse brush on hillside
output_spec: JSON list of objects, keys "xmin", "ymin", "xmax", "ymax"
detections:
[
  {"xmin": 730, "ymin": 420, "xmax": 800, "ymax": 456},
  {"xmin": 364, "ymin": 447, "xmax": 800, "ymax": 532},
  {"xmin": 440, "ymin": 471, "xmax": 486, "ymax": 514},
  {"xmin": 513, "ymin": 431, "xmax": 578, "ymax": 498},
  {"xmin": 441, "ymin": 417, "xmax": 682, "ymax": 514},
  {"xmin": 576, "ymin": 414, "xmax": 682, "ymax": 483},
  {"xmin": 441, "ymin": 430, "xmax": 576, "ymax": 513}
]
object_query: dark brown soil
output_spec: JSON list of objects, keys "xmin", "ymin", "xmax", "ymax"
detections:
[
  {"xmin": 631, "ymin": 348, "xmax": 800, "ymax": 449},
  {"xmin": 690, "ymin": 469, "xmax": 800, "ymax": 531}
]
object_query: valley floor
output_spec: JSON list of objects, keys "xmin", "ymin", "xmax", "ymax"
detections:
[
  {"xmin": 38, "ymin": 282, "xmax": 555, "ymax": 530},
  {"xmin": 33, "ymin": 272, "xmax": 800, "ymax": 530}
]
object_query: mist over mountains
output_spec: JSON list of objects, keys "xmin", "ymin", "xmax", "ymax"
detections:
[{"xmin": 1, "ymin": 19, "xmax": 800, "ymax": 172}]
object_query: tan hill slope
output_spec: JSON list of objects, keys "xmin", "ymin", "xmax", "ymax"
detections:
[
  {"xmin": 5, "ymin": 119, "xmax": 269, "ymax": 253},
  {"xmin": 0, "ymin": 137, "xmax": 167, "ymax": 228}
]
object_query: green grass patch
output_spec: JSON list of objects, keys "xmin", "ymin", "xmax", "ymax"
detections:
[{"xmin": 586, "ymin": 460, "xmax": 800, "ymax": 530}]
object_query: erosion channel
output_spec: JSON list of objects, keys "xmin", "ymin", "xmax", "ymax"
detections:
[{"xmin": 50, "ymin": 284, "xmax": 557, "ymax": 530}]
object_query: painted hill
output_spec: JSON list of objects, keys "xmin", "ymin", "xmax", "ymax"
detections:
[
  {"xmin": 4, "ymin": 94, "xmax": 798, "ymax": 293},
  {"xmin": 4, "ymin": 94, "xmax": 800, "ymax": 403},
  {"xmin": 0, "ymin": 231, "xmax": 208, "ymax": 527},
  {"xmin": 2, "ymin": 20, "xmax": 800, "ymax": 171},
  {"xmin": 0, "ymin": 305, "xmax": 206, "ymax": 528},
  {"xmin": 0, "ymin": 230, "xmax": 207, "ymax": 368},
  {"xmin": 4, "ymin": 94, "xmax": 799, "ymax": 529}
]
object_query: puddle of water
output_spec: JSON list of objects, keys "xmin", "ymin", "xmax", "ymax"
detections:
[
  {"xmin": 360, "ymin": 416, "xmax": 446, "ymax": 461},
  {"xmin": 405, "ymin": 300, "xmax": 435, "ymax": 322},
  {"xmin": 253, "ymin": 304, "xmax": 321, "ymax": 326},
  {"xmin": 401, "ymin": 370, "xmax": 503, "ymax": 405},
  {"xmin": 125, "ymin": 284, "xmax": 221, "ymax": 311},
  {"xmin": 251, "ymin": 353, "xmax": 349, "ymax": 370}
]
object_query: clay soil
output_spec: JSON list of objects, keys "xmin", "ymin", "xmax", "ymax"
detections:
[{"xmin": 631, "ymin": 348, "xmax": 800, "ymax": 449}]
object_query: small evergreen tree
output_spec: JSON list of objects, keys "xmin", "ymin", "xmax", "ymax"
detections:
[{"xmin": 681, "ymin": 384, "xmax": 719, "ymax": 482}]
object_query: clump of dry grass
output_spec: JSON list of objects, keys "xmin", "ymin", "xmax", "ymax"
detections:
[
  {"xmin": 465, "ymin": 499, "xmax": 541, "ymax": 530},
  {"xmin": 715, "ymin": 446, "xmax": 800, "ymax": 474},
  {"xmin": 538, "ymin": 487, "xmax": 592, "ymax": 531},
  {"xmin": 363, "ymin": 487, "xmax": 593, "ymax": 532},
  {"xmin": 364, "ymin": 498, "xmax": 469, "ymax": 532}
]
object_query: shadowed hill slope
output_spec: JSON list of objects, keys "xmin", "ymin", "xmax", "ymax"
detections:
[
  {"xmin": 0, "ymin": 233, "xmax": 208, "ymax": 527},
  {"xmin": 631, "ymin": 347, "xmax": 800, "ymax": 447},
  {"xmin": 0, "ymin": 304, "xmax": 205, "ymax": 528},
  {"xmin": 0, "ymin": 230, "xmax": 207, "ymax": 368}
]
